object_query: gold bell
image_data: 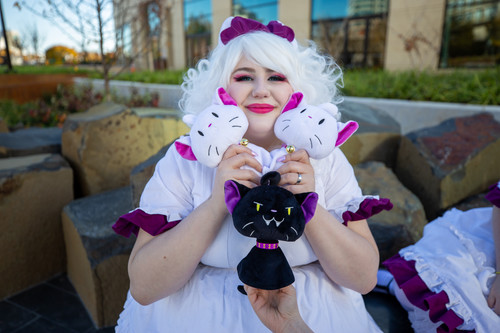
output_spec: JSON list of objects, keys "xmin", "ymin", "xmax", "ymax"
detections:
[
  {"xmin": 240, "ymin": 138, "xmax": 249, "ymax": 147},
  {"xmin": 286, "ymin": 145, "xmax": 295, "ymax": 154}
]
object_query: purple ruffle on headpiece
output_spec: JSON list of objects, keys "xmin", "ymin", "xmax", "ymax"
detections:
[
  {"xmin": 485, "ymin": 181, "xmax": 500, "ymax": 208},
  {"xmin": 220, "ymin": 16, "xmax": 295, "ymax": 45},
  {"xmin": 384, "ymin": 254, "xmax": 475, "ymax": 333}
]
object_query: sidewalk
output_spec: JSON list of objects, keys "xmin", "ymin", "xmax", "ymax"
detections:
[
  {"xmin": 0, "ymin": 272, "xmax": 412, "ymax": 332},
  {"xmin": 0, "ymin": 274, "xmax": 114, "ymax": 333}
]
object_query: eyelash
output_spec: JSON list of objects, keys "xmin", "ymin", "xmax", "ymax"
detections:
[{"xmin": 233, "ymin": 74, "xmax": 287, "ymax": 82}]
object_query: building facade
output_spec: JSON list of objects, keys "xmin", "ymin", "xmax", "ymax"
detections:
[{"xmin": 113, "ymin": 0, "xmax": 499, "ymax": 71}]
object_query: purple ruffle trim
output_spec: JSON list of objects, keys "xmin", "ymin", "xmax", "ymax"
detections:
[
  {"xmin": 383, "ymin": 254, "xmax": 475, "ymax": 333},
  {"xmin": 485, "ymin": 182, "xmax": 500, "ymax": 208},
  {"xmin": 220, "ymin": 16, "xmax": 295, "ymax": 45},
  {"xmin": 112, "ymin": 209, "xmax": 181, "ymax": 238},
  {"xmin": 342, "ymin": 197, "xmax": 393, "ymax": 225}
]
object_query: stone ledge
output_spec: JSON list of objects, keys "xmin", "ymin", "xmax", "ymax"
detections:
[
  {"xmin": 0, "ymin": 153, "xmax": 73, "ymax": 299},
  {"xmin": 62, "ymin": 186, "xmax": 135, "ymax": 328}
]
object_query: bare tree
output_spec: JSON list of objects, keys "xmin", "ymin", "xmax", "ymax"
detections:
[
  {"xmin": 26, "ymin": 23, "xmax": 46, "ymax": 63},
  {"xmin": 14, "ymin": 0, "xmax": 162, "ymax": 98}
]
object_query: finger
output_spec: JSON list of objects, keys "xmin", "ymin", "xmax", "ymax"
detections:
[
  {"xmin": 220, "ymin": 153, "xmax": 262, "ymax": 172},
  {"xmin": 280, "ymin": 149, "xmax": 311, "ymax": 164},
  {"xmin": 222, "ymin": 144, "xmax": 256, "ymax": 160},
  {"xmin": 278, "ymin": 172, "xmax": 303, "ymax": 187}
]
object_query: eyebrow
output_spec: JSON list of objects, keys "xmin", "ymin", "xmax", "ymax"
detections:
[{"xmin": 231, "ymin": 67, "xmax": 278, "ymax": 75}]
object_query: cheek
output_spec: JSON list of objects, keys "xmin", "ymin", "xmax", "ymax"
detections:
[
  {"xmin": 226, "ymin": 83, "xmax": 247, "ymax": 106},
  {"xmin": 276, "ymin": 85, "xmax": 294, "ymax": 107}
]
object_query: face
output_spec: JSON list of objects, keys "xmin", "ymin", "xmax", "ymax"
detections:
[{"xmin": 226, "ymin": 56, "xmax": 294, "ymax": 149}]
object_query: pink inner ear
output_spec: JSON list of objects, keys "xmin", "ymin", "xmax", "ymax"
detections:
[
  {"xmin": 282, "ymin": 92, "xmax": 303, "ymax": 113},
  {"xmin": 218, "ymin": 87, "xmax": 238, "ymax": 106},
  {"xmin": 335, "ymin": 121, "xmax": 359, "ymax": 147},
  {"xmin": 175, "ymin": 141, "xmax": 197, "ymax": 161}
]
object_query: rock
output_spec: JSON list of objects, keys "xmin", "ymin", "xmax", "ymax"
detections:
[
  {"xmin": 354, "ymin": 161, "xmax": 427, "ymax": 263},
  {"xmin": 61, "ymin": 186, "xmax": 135, "ymax": 328},
  {"xmin": 61, "ymin": 102, "xmax": 189, "ymax": 197},
  {"xmin": 452, "ymin": 185, "xmax": 493, "ymax": 212},
  {"xmin": 339, "ymin": 101, "xmax": 401, "ymax": 167},
  {"xmin": 0, "ymin": 127, "xmax": 62, "ymax": 158},
  {"xmin": 0, "ymin": 117, "xmax": 8, "ymax": 132},
  {"xmin": 0, "ymin": 154, "xmax": 73, "ymax": 299},
  {"xmin": 130, "ymin": 143, "xmax": 172, "ymax": 207},
  {"xmin": 395, "ymin": 113, "xmax": 500, "ymax": 219}
]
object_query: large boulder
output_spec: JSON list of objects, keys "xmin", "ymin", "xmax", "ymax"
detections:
[
  {"xmin": 355, "ymin": 161, "xmax": 427, "ymax": 263},
  {"xmin": 0, "ymin": 127, "xmax": 62, "ymax": 158},
  {"xmin": 0, "ymin": 153, "xmax": 73, "ymax": 299},
  {"xmin": 62, "ymin": 186, "xmax": 135, "ymax": 328},
  {"xmin": 339, "ymin": 101, "xmax": 401, "ymax": 167},
  {"xmin": 61, "ymin": 102, "xmax": 188, "ymax": 197},
  {"xmin": 0, "ymin": 117, "xmax": 8, "ymax": 132},
  {"xmin": 130, "ymin": 143, "xmax": 172, "ymax": 207},
  {"xmin": 396, "ymin": 113, "xmax": 500, "ymax": 219}
]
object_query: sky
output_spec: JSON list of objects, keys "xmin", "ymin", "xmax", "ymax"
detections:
[{"xmin": 1, "ymin": 0, "xmax": 113, "ymax": 54}]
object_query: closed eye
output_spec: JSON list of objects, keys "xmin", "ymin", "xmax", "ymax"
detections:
[
  {"xmin": 212, "ymin": 112, "xmax": 219, "ymax": 118},
  {"xmin": 254, "ymin": 201, "xmax": 263, "ymax": 212},
  {"xmin": 197, "ymin": 130, "xmax": 204, "ymax": 136},
  {"xmin": 300, "ymin": 108, "xmax": 307, "ymax": 113}
]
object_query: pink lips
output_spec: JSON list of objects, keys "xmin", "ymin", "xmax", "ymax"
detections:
[{"xmin": 246, "ymin": 104, "xmax": 275, "ymax": 114}]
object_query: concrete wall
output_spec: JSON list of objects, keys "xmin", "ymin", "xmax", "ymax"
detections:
[
  {"xmin": 74, "ymin": 78, "xmax": 500, "ymax": 135},
  {"xmin": 384, "ymin": 0, "xmax": 446, "ymax": 71},
  {"xmin": 279, "ymin": 0, "xmax": 312, "ymax": 45}
]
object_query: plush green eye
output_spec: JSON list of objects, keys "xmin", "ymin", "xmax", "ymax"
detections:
[
  {"xmin": 286, "ymin": 207, "xmax": 293, "ymax": 215},
  {"xmin": 254, "ymin": 201, "xmax": 263, "ymax": 212}
]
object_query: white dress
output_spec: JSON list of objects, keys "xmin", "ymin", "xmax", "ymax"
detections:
[
  {"xmin": 384, "ymin": 182, "xmax": 500, "ymax": 333},
  {"xmin": 114, "ymin": 143, "xmax": 387, "ymax": 333}
]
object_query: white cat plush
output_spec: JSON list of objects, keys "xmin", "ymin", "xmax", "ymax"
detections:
[
  {"xmin": 274, "ymin": 92, "xmax": 358, "ymax": 159},
  {"xmin": 175, "ymin": 87, "xmax": 249, "ymax": 168}
]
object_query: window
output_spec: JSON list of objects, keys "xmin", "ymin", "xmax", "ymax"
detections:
[
  {"xmin": 232, "ymin": 0, "xmax": 277, "ymax": 23},
  {"xmin": 440, "ymin": 0, "xmax": 500, "ymax": 68},
  {"xmin": 311, "ymin": 0, "xmax": 389, "ymax": 68},
  {"xmin": 184, "ymin": 0, "xmax": 212, "ymax": 67}
]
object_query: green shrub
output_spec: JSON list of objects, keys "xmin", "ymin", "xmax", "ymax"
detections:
[
  {"xmin": 342, "ymin": 67, "xmax": 500, "ymax": 105},
  {"xmin": 0, "ymin": 84, "xmax": 159, "ymax": 129}
]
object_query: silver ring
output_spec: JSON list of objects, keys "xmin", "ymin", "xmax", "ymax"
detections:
[{"xmin": 296, "ymin": 173, "xmax": 302, "ymax": 184}]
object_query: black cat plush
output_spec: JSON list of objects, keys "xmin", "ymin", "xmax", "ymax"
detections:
[{"xmin": 224, "ymin": 171, "xmax": 318, "ymax": 291}]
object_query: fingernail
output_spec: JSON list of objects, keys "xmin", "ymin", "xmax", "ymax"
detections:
[
  {"xmin": 251, "ymin": 151, "xmax": 257, "ymax": 156},
  {"xmin": 277, "ymin": 156, "xmax": 285, "ymax": 162}
]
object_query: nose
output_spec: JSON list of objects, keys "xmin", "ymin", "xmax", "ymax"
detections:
[{"xmin": 252, "ymin": 79, "xmax": 270, "ymax": 98}]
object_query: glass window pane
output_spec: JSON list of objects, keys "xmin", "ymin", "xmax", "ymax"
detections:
[
  {"xmin": 232, "ymin": 0, "xmax": 277, "ymax": 22},
  {"xmin": 441, "ymin": 0, "xmax": 499, "ymax": 68}
]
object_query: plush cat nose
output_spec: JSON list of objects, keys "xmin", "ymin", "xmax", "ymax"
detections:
[
  {"xmin": 308, "ymin": 116, "xmax": 312, "ymax": 119},
  {"xmin": 271, "ymin": 209, "xmax": 277, "ymax": 213},
  {"xmin": 208, "ymin": 123, "xmax": 212, "ymax": 127}
]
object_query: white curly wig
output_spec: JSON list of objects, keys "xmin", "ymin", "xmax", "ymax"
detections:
[{"xmin": 179, "ymin": 21, "xmax": 343, "ymax": 115}]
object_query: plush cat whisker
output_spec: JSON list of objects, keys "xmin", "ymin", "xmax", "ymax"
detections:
[{"xmin": 242, "ymin": 222, "xmax": 254, "ymax": 229}]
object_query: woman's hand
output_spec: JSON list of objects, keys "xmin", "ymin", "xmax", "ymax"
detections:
[
  {"xmin": 276, "ymin": 149, "xmax": 315, "ymax": 194},
  {"xmin": 488, "ymin": 275, "xmax": 500, "ymax": 315},
  {"xmin": 209, "ymin": 144, "xmax": 262, "ymax": 211},
  {"xmin": 245, "ymin": 285, "xmax": 312, "ymax": 333}
]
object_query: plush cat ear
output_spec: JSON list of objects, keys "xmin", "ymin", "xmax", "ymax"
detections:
[
  {"xmin": 294, "ymin": 192, "xmax": 319, "ymax": 223},
  {"xmin": 216, "ymin": 87, "xmax": 238, "ymax": 106},
  {"xmin": 174, "ymin": 136, "xmax": 197, "ymax": 161},
  {"xmin": 318, "ymin": 103, "xmax": 340, "ymax": 119},
  {"xmin": 282, "ymin": 92, "xmax": 304, "ymax": 113},
  {"xmin": 182, "ymin": 114, "xmax": 196, "ymax": 128},
  {"xmin": 224, "ymin": 180, "xmax": 251, "ymax": 214},
  {"xmin": 335, "ymin": 121, "xmax": 359, "ymax": 147}
]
